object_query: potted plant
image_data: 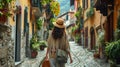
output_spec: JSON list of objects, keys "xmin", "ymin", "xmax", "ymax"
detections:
[
  {"xmin": 39, "ymin": 41, "xmax": 47, "ymax": 50},
  {"xmin": 105, "ymin": 40, "xmax": 120, "ymax": 67},
  {"xmin": 0, "ymin": 0, "xmax": 13, "ymax": 23},
  {"xmin": 93, "ymin": 46, "xmax": 100, "ymax": 59},
  {"xmin": 31, "ymin": 42, "xmax": 40, "ymax": 58},
  {"xmin": 75, "ymin": 7, "xmax": 82, "ymax": 19},
  {"xmin": 30, "ymin": 34, "xmax": 40, "ymax": 58}
]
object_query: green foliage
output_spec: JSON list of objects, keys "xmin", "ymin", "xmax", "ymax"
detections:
[
  {"xmin": 50, "ymin": 1, "xmax": 60, "ymax": 16},
  {"xmin": 32, "ymin": 42, "xmax": 40, "ymax": 50},
  {"xmin": 0, "ymin": 0, "xmax": 13, "ymax": 9},
  {"xmin": 49, "ymin": 22, "xmax": 54, "ymax": 30},
  {"xmin": 86, "ymin": 7, "xmax": 94, "ymax": 18},
  {"xmin": 71, "ymin": 26, "xmax": 77, "ymax": 33},
  {"xmin": 0, "ymin": 0, "xmax": 13, "ymax": 17},
  {"xmin": 39, "ymin": 40, "xmax": 47, "ymax": 47},
  {"xmin": 75, "ymin": 34, "xmax": 80, "ymax": 43},
  {"xmin": 41, "ymin": 0, "xmax": 50, "ymax": 5},
  {"xmin": 75, "ymin": 7, "xmax": 83, "ymax": 31},
  {"xmin": 75, "ymin": 11, "xmax": 80, "ymax": 18},
  {"xmin": 105, "ymin": 40, "xmax": 120, "ymax": 63},
  {"xmin": 30, "ymin": 34, "xmax": 40, "ymax": 51},
  {"xmin": 75, "ymin": 7, "xmax": 82, "ymax": 19},
  {"xmin": 36, "ymin": 18, "xmax": 43, "ymax": 30},
  {"xmin": 98, "ymin": 30, "xmax": 105, "ymax": 45},
  {"xmin": 50, "ymin": 18, "xmax": 56, "ymax": 22},
  {"xmin": 49, "ymin": 18, "xmax": 56, "ymax": 30}
]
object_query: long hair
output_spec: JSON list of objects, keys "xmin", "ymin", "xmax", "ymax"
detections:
[{"xmin": 52, "ymin": 26, "xmax": 65, "ymax": 40}]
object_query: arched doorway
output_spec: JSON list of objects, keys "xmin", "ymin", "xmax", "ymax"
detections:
[{"xmin": 90, "ymin": 27, "xmax": 96, "ymax": 50}]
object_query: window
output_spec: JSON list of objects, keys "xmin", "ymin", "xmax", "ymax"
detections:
[
  {"xmin": 15, "ymin": 11, "xmax": 21, "ymax": 62},
  {"xmin": 85, "ymin": 0, "xmax": 88, "ymax": 9},
  {"xmin": 82, "ymin": 0, "xmax": 85, "ymax": 9},
  {"xmin": 31, "ymin": 0, "xmax": 39, "ymax": 7},
  {"xmin": 91, "ymin": 0, "xmax": 95, "ymax": 7},
  {"xmin": 70, "ymin": 0, "xmax": 74, "ymax": 6},
  {"xmin": 82, "ymin": 0, "xmax": 88, "ymax": 9}
]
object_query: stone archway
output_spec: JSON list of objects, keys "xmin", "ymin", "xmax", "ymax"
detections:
[{"xmin": 90, "ymin": 27, "xmax": 96, "ymax": 50}]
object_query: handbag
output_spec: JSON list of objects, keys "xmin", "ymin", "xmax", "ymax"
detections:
[
  {"xmin": 42, "ymin": 59, "xmax": 50, "ymax": 67},
  {"xmin": 56, "ymin": 49, "xmax": 68, "ymax": 63}
]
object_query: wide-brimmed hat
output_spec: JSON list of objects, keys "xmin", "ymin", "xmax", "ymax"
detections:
[{"xmin": 53, "ymin": 18, "xmax": 65, "ymax": 28}]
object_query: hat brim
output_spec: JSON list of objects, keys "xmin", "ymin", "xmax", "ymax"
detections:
[{"xmin": 53, "ymin": 22, "xmax": 65, "ymax": 28}]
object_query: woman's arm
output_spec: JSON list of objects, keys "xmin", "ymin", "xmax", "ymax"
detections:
[
  {"xmin": 45, "ymin": 48, "xmax": 49, "ymax": 60},
  {"xmin": 65, "ymin": 34, "xmax": 73, "ymax": 63}
]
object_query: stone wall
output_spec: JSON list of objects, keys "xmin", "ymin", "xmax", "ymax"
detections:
[{"xmin": 0, "ymin": 24, "xmax": 14, "ymax": 67}]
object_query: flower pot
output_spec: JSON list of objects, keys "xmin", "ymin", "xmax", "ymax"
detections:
[
  {"xmin": 93, "ymin": 53, "xmax": 100, "ymax": 59},
  {"xmin": 0, "ymin": 9, "xmax": 8, "ymax": 23},
  {"xmin": 40, "ymin": 46, "xmax": 45, "ymax": 50},
  {"xmin": 31, "ymin": 50, "xmax": 38, "ymax": 58}
]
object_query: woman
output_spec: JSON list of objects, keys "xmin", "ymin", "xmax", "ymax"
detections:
[{"xmin": 45, "ymin": 18, "xmax": 73, "ymax": 67}]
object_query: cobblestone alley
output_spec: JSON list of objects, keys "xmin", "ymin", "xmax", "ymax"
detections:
[{"xmin": 18, "ymin": 41, "xmax": 110, "ymax": 67}]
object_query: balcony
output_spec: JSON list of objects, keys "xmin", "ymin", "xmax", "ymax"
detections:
[
  {"xmin": 94, "ymin": 0, "xmax": 108, "ymax": 16},
  {"xmin": 31, "ymin": 0, "xmax": 42, "ymax": 18}
]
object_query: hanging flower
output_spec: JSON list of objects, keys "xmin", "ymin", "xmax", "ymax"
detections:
[
  {"xmin": 50, "ymin": 1, "xmax": 60, "ymax": 16},
  {"xmin": 0, "ymin": 0, "xmax": 13, "ymax": 23}
]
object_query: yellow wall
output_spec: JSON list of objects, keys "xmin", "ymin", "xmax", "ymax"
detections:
[
  {"xmin": 78, "ymin": 0, "xmax": 107, "ymax": 48},
  {"xmin": 9, "ymin": 0, "xmax": 32, "ymax": 35},
  {"xmin": 20, "ymin": 0, "xmax": 32, "ymax": 35},
  {"xmin": 9, "ymin": 1, "xmax": 16, "ymax": 26}
]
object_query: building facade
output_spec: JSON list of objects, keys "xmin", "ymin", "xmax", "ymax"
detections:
[
  {"xmin": 0, "ymin": 0, "xmax": 43, "ymax": 66},
  {"xmin": 74, "ymin": 0, "xmax": 118, "ymax": 59}
]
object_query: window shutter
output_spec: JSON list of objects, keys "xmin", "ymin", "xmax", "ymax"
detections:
[{"xmin": 82, "ymin": 0, "xmax": 85, "ymax": 9}]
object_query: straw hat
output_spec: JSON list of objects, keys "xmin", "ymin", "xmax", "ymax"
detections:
[{"xmin": 53, "ymin": 18, "xmax": 65, "ymax": 28}]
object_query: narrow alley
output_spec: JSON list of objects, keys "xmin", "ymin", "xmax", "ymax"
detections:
[
  {"xmin": 0, "ymin": 0, "xmax": 120, "ymax": 67},
  {"xmin": 18, "ymin": 41, "xmax": 109, "ymax": 67},
  {"xmin": 65, "ymin": 41, "xmax": 109, "ymax": 67}
]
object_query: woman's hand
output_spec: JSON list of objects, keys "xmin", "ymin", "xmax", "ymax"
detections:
[
  {"xmin": 45, "ymin": 48, "xmax": 49, "ymax": 60},
  {"xmin": 45, "ymin": 55, "xmax": 48, "ymax": 60}
]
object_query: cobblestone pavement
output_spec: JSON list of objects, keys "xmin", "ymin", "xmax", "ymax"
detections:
[
  {"xmin": 65, "ymin": 41, "xmax": 109, "ymax": 67},
  {"xmin": 17, "ymin": 50, "xmax": 46, "ymax": 67},
  {"xmin": 18, "ymin": 41, "xmax": 110, "ymax": 67}
]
